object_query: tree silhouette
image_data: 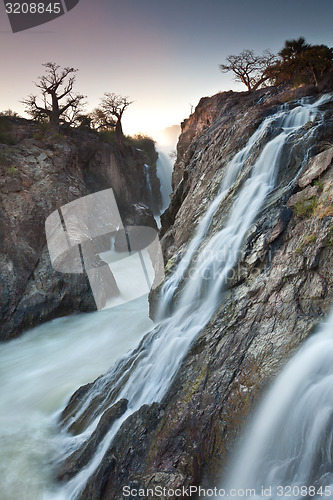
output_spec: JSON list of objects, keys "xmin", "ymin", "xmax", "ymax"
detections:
[
  {"xmin": 271, "ymin": 38, "xmax": 333, "ymax": 87},
  {"xmin": 90, "ymin": 107, "xmax": 116, "ymax": 132},
  {"xmin": 22, "ymin": 62, "xmax": 85, "ymax": 131},
  {"xmin": 220, "ymin": 49, "xmax": 277, "ymax": 91},
  {"xmin": 98, "ymin": 93, "xmax": 133, "ymax": 145}
]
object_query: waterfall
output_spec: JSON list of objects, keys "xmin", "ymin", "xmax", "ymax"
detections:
[
  {"xmin": 144, "ymin": 164, "xmax": 154, "ymax": 210},
  {"xmin": 51, "ymin": 94, "xmax": 332, "ymax": 499},
  {"xmin": 156, "ymin": 94, "xmax": 329, "ymax": 319},
  {"xmin": 0, "ymin": 297, "xmax": 153, "ymax": 500},
  {"xmin": 223, "ymin": 308, "xmax": 333, "ymax": 499},
  {"xmin": 156, "ymin": 150, "xmax": 173, "ymax": 212}
]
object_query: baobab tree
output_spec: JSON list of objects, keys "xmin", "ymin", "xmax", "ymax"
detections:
[
  {"xmin": 22, "ymin": 62, "xmax": 85, "ymax": 131},
  {"xmin": 98, "ymin": 93, "xmax": 133, "ymax": 145},
  {"xmin": 220, "ymin": 49, "xmax": 277, "ymax": 91},
  {"xmin": 90, "ymin": 107, "xmax": 116, "ymax": 132}
]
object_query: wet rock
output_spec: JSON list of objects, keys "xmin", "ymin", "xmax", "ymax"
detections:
[
  {"xmin": 0, "ymin": 122, "xmax": 161, "ymax": 340},
  {"xmin": 79, "ymin": 403, "xmax": 163, "ymax": 500},
  {"xmin": 59, "ymin": 87, "xmax": 333, "ymax": 498},
  {"xmin": 121, "ymin": 203, "xmax": 158, "ymax": 230},
  {"xmin": 287, "ymin": 185, "xmax": 319, "ymax": 207},
  {"xmin": 298, "ymin": 147, "xmax": 333, "ymax": 188},
  {"xmin": 57, "ymin": 399, "xmax": 128, "ymax": 482}
]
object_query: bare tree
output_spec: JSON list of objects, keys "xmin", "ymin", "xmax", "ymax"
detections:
[
  {"xmin": 22, "ymin": 62, "xmax": 86, "ymax": 131},
  {"xmin": 99, "ymin": 93, "xmax": 133, "ymax": 145},
  {"xmin": 220, "ymin": 49, "xmax": 277, "ymax": 91},
  {"xmin": 90, "ymin": 107, "xmax": 116, "ymax": 131}
]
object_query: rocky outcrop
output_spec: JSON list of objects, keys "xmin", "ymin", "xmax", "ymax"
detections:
[
  {"xmin": 0, "ymin": 119, "xmax": 160, "ymax": 340},
  {"xmin": 57, "ymin": 87, "xmax": 333, "ymax": 498}
]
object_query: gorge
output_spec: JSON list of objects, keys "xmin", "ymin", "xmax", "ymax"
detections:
[{"xmin": 1, "ymin": 84, "xmax": 333, "ymax": 500}]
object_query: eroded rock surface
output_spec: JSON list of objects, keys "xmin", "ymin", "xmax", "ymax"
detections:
[
  {"xmin": 58, "ymin": 87, "xmax": 333, "ymax": 498},
  {"xmin": 0, "ymin": 121, "xmax": 160, "ymax": 340}
]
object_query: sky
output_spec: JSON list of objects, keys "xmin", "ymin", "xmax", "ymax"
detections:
[{"xmin": 0, "ymin": 0, "xmax": 333, "ymax": 146}]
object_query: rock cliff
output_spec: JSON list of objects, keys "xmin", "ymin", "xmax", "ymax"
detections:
[
  {"xmin": 57, "ymin": 86, "xmax": 333, "ymax": 498},
  {"xmin": 0, "ymin": 118, "xmax": 161, "ymax": 341}
]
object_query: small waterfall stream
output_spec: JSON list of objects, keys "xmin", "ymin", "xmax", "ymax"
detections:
[
  {"xmin": 0, "ymin": 94, "xmax": 332, "ymax": 499},
  {"xmin": 156, "ymin": 150, "xmax": 173, "ymax": 212},
  {"xmin": 144, "ymin": 163, "xmax": 154, "ymax": 210},
  {"xmin": 223, "ymin": 308, "xmax": 333, "ymax": 499}
]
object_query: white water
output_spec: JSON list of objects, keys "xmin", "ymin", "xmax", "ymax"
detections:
[
  {"xmin": 144, "ymin": 163, "xmax": 154, "ymax": 210},
  {"xmin": 1, "ymin": 95, "xmax": 331, "ymax": 499},
  {"xmin": 157, "ymin": 95, "xmax": 329, "ymax": 319},
  {"xmin": 156, "ymin": 150, "xmax": 173, "ymax": 212},
  {"xmin": 223, "ymin": 309, "xmax": 333, "ymax": 499},
  {"xmin": 0, "ymin": 296, "xmax": 153, "ymax": 500},
  {"xmin": 49, "ymin": 95, "xmax": 332, "ymax": 499}
]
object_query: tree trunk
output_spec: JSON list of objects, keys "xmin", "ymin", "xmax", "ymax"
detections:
[
  {"xmin": 49, "ymin": 91, "xmax": 60, "ymax": 132},
  {"xmin": 115, "ymin": 119, "xmax": 124, "ymax": 147},
  {"xmin": 310, "ymin": 66, "xmax": 318, "ymax": 87}
]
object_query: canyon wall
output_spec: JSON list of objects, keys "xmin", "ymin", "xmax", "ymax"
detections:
[
  {"xmin": 0, "ymin": 119, "xmax": 160, "ymax": 340},
  {"xmin": 57, "ymin": 86, "xmax": 333, "ymax": 499}
]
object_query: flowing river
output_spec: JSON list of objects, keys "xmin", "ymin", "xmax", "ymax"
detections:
[
  {"xmin": 0, "ymin": 94, "xmax": 332, "ymax": 499},
  {"xmin": 0, "ymin": 297, "xmax": 153, "ymax": 500},
  {"xmin": 223, "ymin": 308, "xmax": 333, "ymax": 499}
]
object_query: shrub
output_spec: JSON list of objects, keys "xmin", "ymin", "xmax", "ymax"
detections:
[
  {"xmin": 126, "ymin": 134, "xmax": 158, "ymax": 166},
  {"xmin": 98, "ymin": 130, "xmax": 116, "ymax": 145},
  {"xmin": 0, "ymin": 117, "xmax": 16, "ymax": 145},
  {"xmin": 294, "ymin": 196, "xmax": 318, "ymax": 218}
]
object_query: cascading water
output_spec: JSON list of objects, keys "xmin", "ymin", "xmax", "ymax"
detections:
[
  {"xmin": 144, "ymin": 164, "xmax": 154, "ymax": 210},
  {"xmin": 0, "ymin": 296, "xmax": 153, "ymax": 500},
  {"xmin": 48, "ymin": 94, "xmax": 333, "ymax": 499},
  {"xmin": 223, "ymin": 308, "xmax": 333, "ymax": 499},
  {"xmin": 156, "ymin": 94, "xmax": 328, "ymax": 319},
  {"xmin": 156, "ymin": 150, "xmax": 173, "ymax": 212}
]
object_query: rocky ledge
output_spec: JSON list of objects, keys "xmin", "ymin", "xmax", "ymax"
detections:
[
  {"xmin": 57, "ymin": 86, "xmax": 333, "ymax": 498},
  {"xmin": 0, "ymin": 119, "xmax": 160, "ymax": 341}
]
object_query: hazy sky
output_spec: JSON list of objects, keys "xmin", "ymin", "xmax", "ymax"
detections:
[{"xmin": 1, "ymin": 0, "xmax": 333, "ymax": 144}]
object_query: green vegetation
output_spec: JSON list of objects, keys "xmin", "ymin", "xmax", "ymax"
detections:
[
  {"xmin": 220, "ymin": 37, "xmax": 333, "ymax": 91},
  {"xmin": 7, "ymin": 166, "xmax": 17, "ymax": 175},
  {"xmin": 313, "ymin": 177, "xmax": 324, "ymax": 193},
  {"xmin": 315, "ymin": 197, "xmax": 333, "ymax": 219},
  {"xmin": 99, "ymin": 131, "xmax": 158, "ymax": 166},
  {"xmin": 97, "ymin": 129, "xmax": 116, "ymax": 145},
  {"xmin": 0, "ymin": 117, "xmax": 16, "ymax": 145},
  {"xmin": 294, "ymin": 196, "xmax": 318, "ymax": 218},
  {"xmin": 293, "ymin": 190, "xmax": 333, "ymax": 221},
  {"xmin": 270, "ymin": 38, "xmax": 333, "ymax": 88},
  {"xmin": 0, "ymin": 109, "xmax": 19, "ymax": 118},
  {"xmin": 296, "ymin": 233, "xmax": 317, "ymax": 254},
  {"xmin": 125, "ymin": 134, "xmax": 158, "ymax": 166},
  {"xmin": 91, "ymin": 93, "xmax": 132, "ymax": 146},
  {"xmin": 267, "ymin": 38, "xmax": 333, "ymax": 88},
  {"xmin": 0, "ymin": 146, "xmax": 17, "ymax": 175}
]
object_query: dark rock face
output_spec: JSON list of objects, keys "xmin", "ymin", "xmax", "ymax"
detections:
[
  {"xmin": 58, "ymin": 87, "xmax": 333, "ymax": 498},
  {"xmin": 72, "ymin": 130, "xmax": 161, "ymax": 214},
  {"xmin": 57, "ymin": 399, "xmax": 129, "ymax": 482},
  {"xmin": 0, "ymin": 123, "xmax": 160, "ymax": 341}
]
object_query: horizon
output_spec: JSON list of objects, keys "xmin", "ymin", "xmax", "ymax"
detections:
[{"xmin": 1, "ymin": 0, "xmax": 333, "ymax": 146}]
